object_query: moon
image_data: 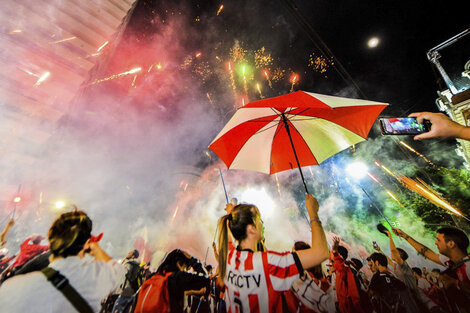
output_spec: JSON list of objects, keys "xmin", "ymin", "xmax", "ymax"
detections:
[{"xmin": 367, "ymin": 37, "xmax": 380, "ymax": 48}]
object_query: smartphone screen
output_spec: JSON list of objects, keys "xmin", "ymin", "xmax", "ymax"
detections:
[{"xmin": 379, "ymin": 117, "xmax": 429, "ymax": 135}]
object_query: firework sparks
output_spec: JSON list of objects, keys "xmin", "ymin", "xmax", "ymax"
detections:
[
  {"xmin": 254, "ymin": 47, "xmax": 273, "ymax": 69},
  {"xmin": 256, "ymin": 83, "xmax": 263, "ymax": 98},
  {"xmin": 172, "ymin": 205, "xmax": 180, "ymax": 221},
  {"xmin": 228, "ymin": 62, "xmax": 236, "ymax": 92},
  {"xmin": 308, "ymin": 53, "xmax": 332, "ymax": 75},
  {"xmin": 205, "ymin": 151, "xmax": 212, "ymax": 160},
  {"xmin": 217, "ymin": 4, "xmax": 224, "ymax": 16},
  {"xmin": 264, "ymin": 70, "xmax": 273, "ymax": 88},
  {"xmin": 9, "ymin": 29, "xmax": 22, "ymax": 34},
  {"xmin": 367, "ymin": 172, "xmax": 404, "ymax": 208},
  {"xmin": 399, "ymin": 141, "xmax": 435, "ymax": 166},
  {"xmin": 90, "ymin": 67, "xmax": 142, "ymax": 85},
  {"xmin": 230, "ymin": 45, "xmax": 247, "ymax": 63},
  {"xmin": 192, "ymin": 61, "xmax": 211, "ymax": 82},
  {"xmin": 290, "ymin": 74, "xmax": 298, "ymax": 92},
  {"xmin": 50, "ymin": 36, "xmax": 77, "ymax": 44},
  {"xmin": 97, "ymin": 41, "xmax": 109, "ymax": 52},
  {"xmin": 375, "ymin": 161, "xmax": 399, "ymax": 179},
  {"xmin": 195, "ymin": 52, "xmax": 202, "ymax": 58},
  {"xmin": 375, "ymin": 161, "xmax": 464, "ymax": 217},
  {"xmin": 400, "ymin": 175, "xmax": 463, "ymax": 217},
  {"xmin": 206, "ymin": 92, "xmax": 214, "ymax": 104},
  {"xmin": 131, "ymin": 74, "xmax": 137, "ymax": 87},
  {"xmin": 34, "ymin": 72, "xmax": 50, "ymax": 87},
  {"xmin": 270, "ymin": 67, "xmax": 286, "ymax": 82}
]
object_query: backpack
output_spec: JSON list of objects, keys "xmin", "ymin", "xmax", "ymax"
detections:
[
  {"xmin": 350, "ymin": 268, "xmax": 373, "ymax": 313},
  {"xmin": 134, "ymin": 272, "xmax": 172, "ymax": 313}
]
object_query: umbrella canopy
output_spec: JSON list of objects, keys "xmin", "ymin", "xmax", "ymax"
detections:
[{"xmin": 209, "ymin": 91, "xmax": 388, "ymax": 190}]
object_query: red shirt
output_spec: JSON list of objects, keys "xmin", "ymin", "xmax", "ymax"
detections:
[
  {"xmin": 224, "ymin": 244, "xmax": 303, "ymax": 313},
  {"xmin": 332, "ymin": 252, "xmax": 363, "ymax": 313},
  {"xmin": 11, "ymin": 238, "xmax": 48, "ymax": 268}
]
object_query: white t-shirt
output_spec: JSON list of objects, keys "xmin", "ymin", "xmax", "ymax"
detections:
[
  {"xmin": 0, "ymin": 255, "xmax": 124, "ymax": 312},
  {"xmin": 417, "ymin": 277, "xmax": 431, "ymax": 292}
]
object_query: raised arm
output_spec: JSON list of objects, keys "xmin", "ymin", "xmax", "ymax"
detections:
[
  {"xmin": 393, "ymin": 228, "xmax": 442, "ymax": 265},
  {"xmin": 373, "ymin": 242, "xmax": 394, "ymax": 266},
  {"xmin": 296, "ymin": 194, "xmax": 329, "ymax": 269},
  {"xmin": 0, "ymin": 219, "xmax": 14, "ymax": 245},
  {"xmin": 212, "ymin": 241, "xmax": 219, "ymax": 261},
  {"xmin": 386, "ymin": 231, "xmax": 403, "ymax": 265}
]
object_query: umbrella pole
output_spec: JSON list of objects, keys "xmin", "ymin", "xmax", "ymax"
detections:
[
  {"xmin": 281, "ymin": 113, "xmax": 309, "ymax": 194},
  {"xmin": 360, "ymin": 187, "xmax": 394, "ymax": 229},
  {"xmin": 218, "ymin": 168, "xmax": 229, "ymax": 204}
]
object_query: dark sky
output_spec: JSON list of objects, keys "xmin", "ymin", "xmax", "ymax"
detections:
[
  {"xmin": 122, "ymin": 0, "xmax": 469, "ymax": 117},
  {"xmin": 287, "ymin": 0, "xmax": 469, "ymax": 114}
]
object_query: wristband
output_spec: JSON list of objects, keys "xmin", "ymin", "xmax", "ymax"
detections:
[{"xmin": 309, "ymin": 218, "xmax": 322, "ymax": 225}]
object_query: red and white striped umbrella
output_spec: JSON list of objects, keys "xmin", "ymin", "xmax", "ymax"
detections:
[{"xmin": 209, "ymin": 91, "xmax": 388, "ymax": 192}]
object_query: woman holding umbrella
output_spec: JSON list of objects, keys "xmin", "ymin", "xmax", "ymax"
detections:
[{"xmin": 217, "ymin": 193, "xmax": 328, "ymax": 313}]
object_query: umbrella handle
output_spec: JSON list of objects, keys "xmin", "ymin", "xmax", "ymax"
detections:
[{"xmin": 218, "ymin": 168, "xmax": 229, "ymax": 204}]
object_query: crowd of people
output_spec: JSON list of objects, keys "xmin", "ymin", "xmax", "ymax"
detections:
[{"xmin": 0, "ymin": 111, "xmax": 468, "ymax": 313}]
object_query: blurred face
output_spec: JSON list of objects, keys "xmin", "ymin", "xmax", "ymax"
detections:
[
  {"xmin": 367, "ymin": 259, "xmax": 375, "ymax": 272},
  {"xmin": 254, "ymin": 215, "xmax": 264, "ymax": 241},
  {"xmin": 435, "ymin": 233, "xmax": 451, "ymax": 256}
]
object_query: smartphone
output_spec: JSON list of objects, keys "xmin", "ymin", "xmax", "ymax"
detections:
[
  {"xmin": 379, "ymin": 117, "xmax": 430, "ymax": 135},
  {"xmin": 372, "ymin": 241, "xmax": 378, "ymax": 249}
]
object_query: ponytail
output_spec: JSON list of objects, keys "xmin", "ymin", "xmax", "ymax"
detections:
[
  {"xmin": 217, "ymin": 204, "xmax": 260, "ymax": 284},
  {"xmin": 217, "ymin": 214, "xmax": 231, "ymax": 285}
]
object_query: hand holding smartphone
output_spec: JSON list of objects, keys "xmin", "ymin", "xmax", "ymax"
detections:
[{"xmin": 379, "ymin": 117, "xmax": 430, "ymax": 135}]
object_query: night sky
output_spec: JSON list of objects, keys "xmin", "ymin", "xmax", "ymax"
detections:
[{"xmin": 116, "ymin": 0, "xmax": 469, "ymax": 116}]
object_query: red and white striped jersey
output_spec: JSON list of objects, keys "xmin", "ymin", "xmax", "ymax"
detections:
[{"xmin": 224, "ymin": 245, "xmax": 303, "ymax": 313}]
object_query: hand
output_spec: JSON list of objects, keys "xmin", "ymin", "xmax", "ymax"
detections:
[
  {"xmin": 225, "ymin": 203, "xmax": 234, "ymax": 214},
  {"xmin": 82, "ymin": 239, "xmax": 112, "ymax": 262},
  {"xmin": 332, "ymin": 236, "xmax": 340, "ymax": 251},
  {"xmin": 305, "ymin": 194, "xmax": 319, "ymax": 217},
  {"xmin": 409, "ymin": 112, "xmax": 468, "ymax": 140},
  {"xmin": 7, "ymin": 219, "xmax": 14, "ymax": 227},
  {"xmin": 373, "ymin": 243, "xmax": 382, "ymax": 252},
  {"xmin": 392, "ymin": 228, "xmax": 406, "ymax": 238},
  {"xmin": 82, "ymin": 240, "xmax": 100, "ymax": 256}
]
